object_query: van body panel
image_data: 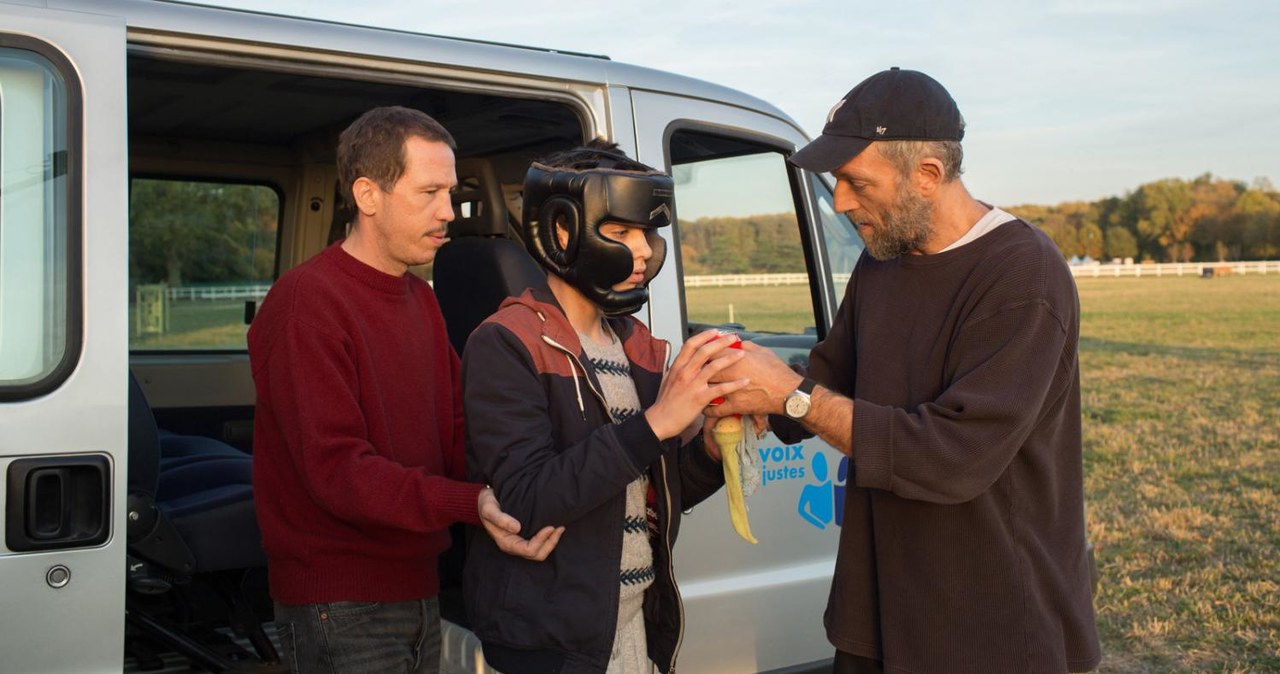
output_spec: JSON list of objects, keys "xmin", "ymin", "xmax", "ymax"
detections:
[
  {"xmin": 0, "ymin": 4, "xmax": 129, "ymax": 672},
  {"xmin": 48, "ymin": 0, "xmax": 796, "ymax": 132},
  {"xmin": 633, "ymin": 89, "xmax": 842, "ymax": 672}
]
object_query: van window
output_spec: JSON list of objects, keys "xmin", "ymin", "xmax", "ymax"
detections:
[
  {"xmin": 129, "ymin": 178, "xmax": 280, "ymax": 351},
  {"xmin": 0, "ymin": 46, "xmax": 77, "ymax": 395},
  {"xmin": 671, "ymin": 131, "xmax": 818, "ymax": 368},
  {"xmin": 809, "ymin": 173, "xmax": 863, "ymax": 307}
]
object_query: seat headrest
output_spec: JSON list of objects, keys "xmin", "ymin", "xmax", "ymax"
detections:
[
  {"xmin": 433, "ymin": 238, "xmax": 547, "ymax": 356},
  {"xmin": 450, "ymin": 158, "xmax": 508, "ymax": 238}
]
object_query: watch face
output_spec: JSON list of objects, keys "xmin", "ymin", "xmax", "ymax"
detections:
[{"xmin": 785, "ymin": 393, "xmax": 810, "ymax": 418}]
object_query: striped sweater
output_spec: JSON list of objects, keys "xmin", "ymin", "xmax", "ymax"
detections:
[{"xmin": 578, "ymin": 327, "xmax": 655, "ymax": 601}]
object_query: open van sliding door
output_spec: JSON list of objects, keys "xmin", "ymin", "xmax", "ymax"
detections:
[
  {"xmin": 630, "ymin": 90, "xmax": 859, "ymax": 673},
  {"xmin": 0, "ymin": 4, "xmax": 128, "ymax": 671}
]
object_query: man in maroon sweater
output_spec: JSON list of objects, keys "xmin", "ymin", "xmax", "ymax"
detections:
[
  {"xmin": 249, "ymin": 106, "xmax": 562, "ymax": 674},
  {"xmin": 707, "ymin": 70, "xmax": 1101, "ymax": 673}
]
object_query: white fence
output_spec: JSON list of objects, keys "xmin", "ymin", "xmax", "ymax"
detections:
[
  {"xmin": 685, "ymin": 261, "xmax": 1280, "ymax": 288},
  {"xmin": 165, "ymin": 284, "xmax": 272, "ymax": 301},
  {"xmin": 684, "ymin": 273, "xmax": 810, "ymax": 287},
  {"xmin": 154, "ymin": 261, "xmax": 1280, "ymax": 300},
  {"xmin": 1069, "ymin": 260, "xmax": 1280, "ymax": 278}
]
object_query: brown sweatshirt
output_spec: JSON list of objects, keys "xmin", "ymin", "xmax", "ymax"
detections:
[{"xmin": 805, "ymin": 219, "xmax": 1101, "ymax": 673}]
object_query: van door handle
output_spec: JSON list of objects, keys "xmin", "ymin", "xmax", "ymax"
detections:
[
  {"xmin": 5, "ymin": 455, "xmax": 110, "ymax": 552},
  {"xmin": 28, "ymin": 467, "xmax": 71, "ymax": 539}
]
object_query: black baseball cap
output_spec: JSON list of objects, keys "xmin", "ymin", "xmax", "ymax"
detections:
[{"xmin": 790, "ymin": 67, "xmax": 964, "ymax": 173}]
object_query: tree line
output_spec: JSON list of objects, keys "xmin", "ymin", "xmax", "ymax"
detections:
[
  {"xmin": 129, "ymin": 173, "xmax": 1278, "ymax": 288},
  {"xmin": 1009, "ymin": 174, "xmax": 1279, "ymax": 263},
  {"xmin": 678, "ymin": 213, "xmax": 806, "ymax": 276},
  {"xmin": 680, "ymin": 174, "xmax": 1279, "ymax": 276}
]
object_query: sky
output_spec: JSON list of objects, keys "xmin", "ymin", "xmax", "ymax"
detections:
[{"xmin": 186, "ymin": 0, "xmax": 1279, "ymax": 208}]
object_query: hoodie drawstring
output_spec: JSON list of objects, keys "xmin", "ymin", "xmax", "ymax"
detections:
[{"xmin": 565, "ymin": 353, "xmax": 586, "ymax": 419}]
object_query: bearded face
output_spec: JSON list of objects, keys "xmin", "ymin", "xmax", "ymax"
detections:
[{"xmin": 858, "ymin": 177, "xmax": 934, "ymax": 261}]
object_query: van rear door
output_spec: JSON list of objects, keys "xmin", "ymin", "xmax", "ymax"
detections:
[
  {"xmin": 631, "ymin": 90, "xmax": 860, "ymax": 672},
  {"xmin": 0, "ymin": 4, "xmax": 128, "ymax": 671}
]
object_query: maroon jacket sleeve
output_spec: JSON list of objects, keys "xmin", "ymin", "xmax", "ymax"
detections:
[{"xmin": 445, "ymin": 345, "xmax": 469, "ymax": 483}]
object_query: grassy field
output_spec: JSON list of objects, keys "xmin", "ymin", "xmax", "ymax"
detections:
[
  {"xmin": 1077, "ymin": 275, "xmax": 1279, "ymax": 673},
  {"xmin": 685, "ymin": 284, "xmax": 823, "ymax": 334},
  {"xmin": 130, "ymin": 299, "xmax": 250, "ymax": 349},
  {"xmin": 690, "ymin": 275, "xmax": 1280, "ymax": 672}
]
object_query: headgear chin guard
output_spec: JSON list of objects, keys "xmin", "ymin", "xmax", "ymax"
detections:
[{"xmin": 521, "ymin": 160, "xmax": 674, "ymax": 316}]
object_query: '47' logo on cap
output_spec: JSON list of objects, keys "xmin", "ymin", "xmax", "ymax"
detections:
[{"xmin": 876, "ymin": 126, "xmax": 887, "ymax": 135}]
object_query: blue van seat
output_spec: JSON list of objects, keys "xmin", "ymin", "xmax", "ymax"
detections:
[
  {"xmin": 159, "ymin": 428, "xmax": 250, "ymax": 472},
  {"xmin": 157, "ymin": 456, "xmax": 261, "ymax": 573},
  {"xmin": 126, "ymin": 372, "xmax": 274, "ymax": 671},
  {"xmin": 129, "ymin": 373, "xmax": 264, "ymax": 573}
]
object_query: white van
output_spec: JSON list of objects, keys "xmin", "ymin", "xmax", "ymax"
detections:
[{"xmin": 0, "ymin": 1, "xmax": 864, "ymax": 672}]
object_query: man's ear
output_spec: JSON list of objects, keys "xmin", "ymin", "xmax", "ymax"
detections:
[
  {"xmin": 352, "ymin": 177, "xmax": 381, "ymax": 217},
  {"xmin": 914, "ymin": 158, "xmax": 945, "ymax": 196}
]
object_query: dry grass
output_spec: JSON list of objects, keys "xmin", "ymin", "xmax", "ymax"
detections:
[
  {"xmin": 1078, "ymin": 275, "xmax": 1280, "ymax": 672},
  {"xmin": 684, "ymin": 284, "xmax": 822, "ymax": 334}
]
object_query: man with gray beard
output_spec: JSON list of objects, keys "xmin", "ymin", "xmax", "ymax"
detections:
[{"xmin": 706, "ymin": 68, "xmax": 1101, "ymax": 674}]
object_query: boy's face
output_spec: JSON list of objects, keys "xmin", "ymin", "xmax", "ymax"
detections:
[{"xmin": 598, "ymin": 221, "xmax": 653, "ymax": 291}]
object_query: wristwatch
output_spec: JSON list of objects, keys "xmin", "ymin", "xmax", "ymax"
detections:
[{"xmin": 783, "ymin": 377, "xmax": 817, "ymax": 420}]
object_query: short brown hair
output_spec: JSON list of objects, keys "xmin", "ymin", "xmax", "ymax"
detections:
[{"xmin": 336, "ymin": 106, "xmax": 456, "ymax": 208}]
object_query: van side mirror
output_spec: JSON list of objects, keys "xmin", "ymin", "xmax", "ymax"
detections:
[{"xmin": 244, "ymin": 300, "xmax": 256, "ymax": 325}]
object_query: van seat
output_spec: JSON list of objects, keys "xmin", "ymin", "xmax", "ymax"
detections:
[
  {"xmin": 451, "ymin": 157, "xmax": 509, "ymax": 238},
  {"xmin": 435, "ymin": 238, "xmax": 547, "ymax": 356},
  {"xmin": 436, "ymin": 156, "xmax": 547, "ymax": 355},
  {"xmin": 128, "ymin": 375, "xmax": 264, "ymax": 574},
  {"xmin": 158, "ymin": 459, "xmax": 260, "ymax": 572},
  {"xmin": 126, "ymin": 372, "xmax": 274, "ymax": 670},
  {"xmin": 158, "ymin": 429, "xmax": 251, "ymax": 471}
]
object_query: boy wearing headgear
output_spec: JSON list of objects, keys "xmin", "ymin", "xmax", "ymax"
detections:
[{"xmin": 461, "ymin": 142, "xmax": 746, "ymax": 674}]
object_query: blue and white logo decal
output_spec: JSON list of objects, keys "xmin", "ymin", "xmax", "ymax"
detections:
[
  {"xmin": 796, "ymin": 452, "xmax": 848, "ymax": 530},
  {"xmin": 757, "ymin": 443, "xmax": 849, "ymax": 530}
]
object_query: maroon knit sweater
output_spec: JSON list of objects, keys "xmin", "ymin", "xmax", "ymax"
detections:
[{"xmin": 249, "ymin": 242, "xmax": 483, "ymax": 605}]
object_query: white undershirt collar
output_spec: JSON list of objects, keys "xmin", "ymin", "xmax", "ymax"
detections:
[{"xmin": 939, "ymin": 205, "xmax": 1018, "ymax": 252}]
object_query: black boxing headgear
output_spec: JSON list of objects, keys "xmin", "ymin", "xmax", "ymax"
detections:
[{"xmin": 521, "ymin": 159, "xmax": 674, "ymax": 316}]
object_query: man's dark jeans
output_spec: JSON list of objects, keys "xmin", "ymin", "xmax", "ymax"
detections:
[{"xmin": 274, "ymin": 598, "xmax": 441, "ymax": 674}]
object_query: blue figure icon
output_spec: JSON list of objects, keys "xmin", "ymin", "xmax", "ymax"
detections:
[
  {"xmin": 797, "ymin": 452, "xmax": 834, "ymax": 529},
  {"xmin": 834, "ymin": 456, "xmax": 849, "ymax": 528}
]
